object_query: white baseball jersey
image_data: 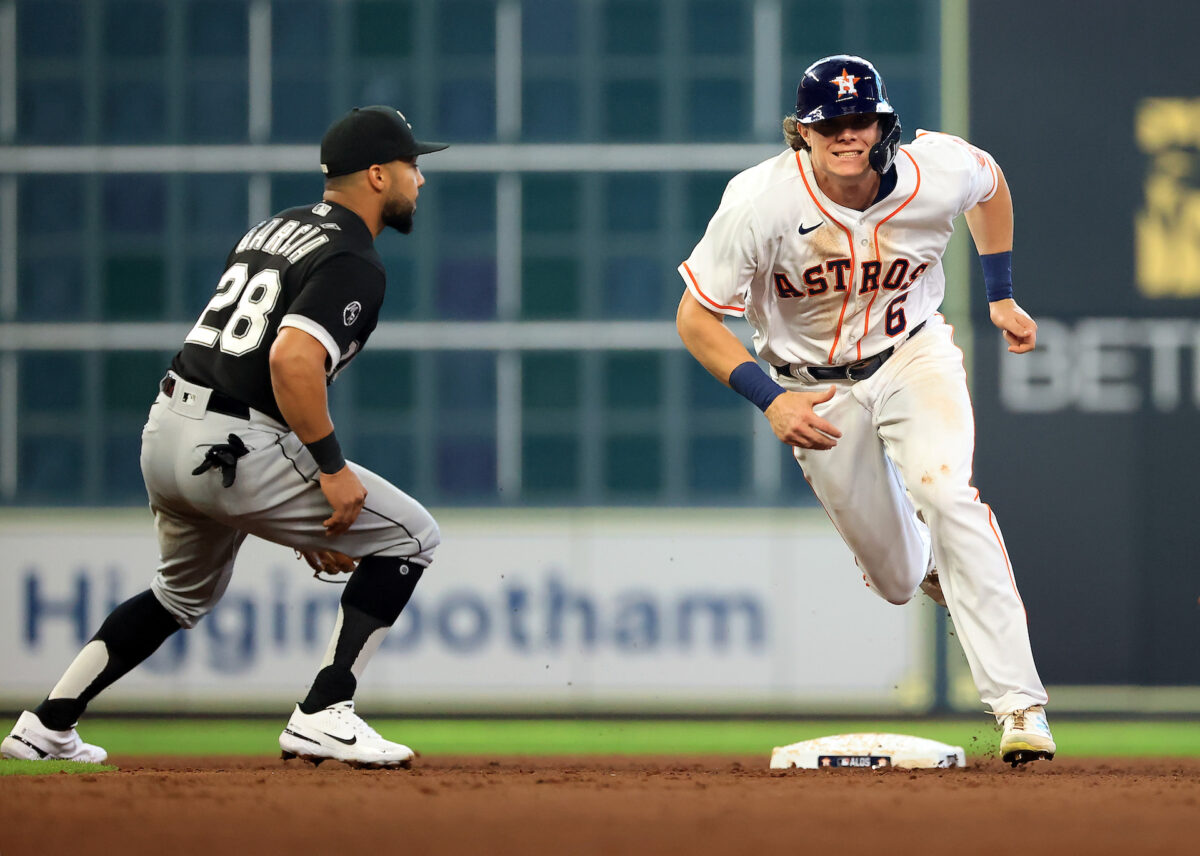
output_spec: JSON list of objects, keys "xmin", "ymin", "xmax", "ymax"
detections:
[
  {"xmin": 679, "ymin": 130, "xmax": 999, "ymax": 368},
  {"xmin": 678, "ymin": 130, "xmax": 1050, "ymax": 717}
]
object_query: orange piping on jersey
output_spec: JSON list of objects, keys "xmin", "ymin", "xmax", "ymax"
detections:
[
  {"xmin": 681, "ymin": 262, "xmax": 744, "ymax": 313},
  {"xmin": 796, "ymin": 150, "xmax": 855, "ymax": 364},
  {"xmin": 861, "ymin": 148, "xmax": 922, "ymax": 348},
  {"xmin": 948, "ymin": 311, "xmax": 1027, "ymax": 619}
]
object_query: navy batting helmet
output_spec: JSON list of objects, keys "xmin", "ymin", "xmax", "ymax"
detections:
[{"xmin": 794, "ymin": 54, "xmax": 901, "ymax": 174}]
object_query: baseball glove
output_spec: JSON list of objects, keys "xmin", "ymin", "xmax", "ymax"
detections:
[{"xmin": 295, "ymin": 548, "xmax": 359, "ymax": 581}]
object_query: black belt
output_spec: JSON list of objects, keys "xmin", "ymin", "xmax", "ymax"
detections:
[
  {"xmin": 160, "ymin": 374, "xmax": 251, "ymax": 419},
  {"xmin": 775, "ymin": 320, "xmax": 927, "ymax": 382}
]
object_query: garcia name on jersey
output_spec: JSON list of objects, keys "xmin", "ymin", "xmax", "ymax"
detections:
[{"xmin": 172, "ymin": 200, "xmax": 385, "ymax": 424}]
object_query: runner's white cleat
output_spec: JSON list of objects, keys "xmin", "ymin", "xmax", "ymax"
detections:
[
  {"xmin": 279, "ymin": 700, "xmax": 415, "ymax": 769},
  {"xmin": 1, "ymin": 710, "xmax": 108, "ymax": 763},
  {"xmin": 997, "ymin": 705, "xmax": 1055, "ymax": 767}
]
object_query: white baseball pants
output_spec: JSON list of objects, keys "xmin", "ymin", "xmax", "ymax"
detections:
[{"xmin": 787, "ymin": 316, "xmax": 1048, "ymax": 715}]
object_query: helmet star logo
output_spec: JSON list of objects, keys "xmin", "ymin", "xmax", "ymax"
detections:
[{"xmin": 831, "ymin": 68, "xmax": 861, "ymax": 97}]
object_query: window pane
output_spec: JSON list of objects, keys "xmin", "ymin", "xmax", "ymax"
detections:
[
  {"xmin": 604, "ymin": 174, "xmax": 659, "ymax": 233},
  {"xmin": 604, "ymin": 354, "xmax": 660, "ymax": 409},
  {"xmin": 522, "ymin": 257, "xmax": 580, "ymax": 319},
  {"xmin": 187, "ymin": 77, "xmax": 248, "ymax": 142},
  {"xmin": 272, "ymin": 78, "xmax": 330, "ymax": 143},
  {"xmin": 687, "ymin": 1, "xmax": 746, "ymax": 56},
  {"xmin": 20, "ymin": 353, "xmax": 84, "ymax": 412},
  {"xmin": 437, "ymin": 1, "xmax": 495, "ymax": 56},
  {"xmin": 604, "ymin": 435, "xmax": 661, "ymax": 494},
  {"xmin": 187, "ymin": 0, "xmax": 248, "ymax": 58},
  {"xmin": 523, "ymin": 0, "xmax": 578, "ymax": 56},
  {"xmin": 354, "ymin": 353, "xmax": 416, "ymax": 412},
  {"xmin": 105, "ymin": 1, "xmax": 165, "ymax": 58},
  {"xmin": 603, "ymin": 80, "xmax": 660, "ymax": 141},
  {"xmin": 353, "ymin": 0, "xmax": 415, "ymax": 58},
  {"xmin": 865, "ymin": 0, "xmax": 923, "ymax": 52},
  {"xmin": 20, "ymin": 175, "xmax": 86, "ymax": 236},
  {"xmin": 354, "ymin": 433, "xmax": 416, "ymax": 486},
  {"xmin": 103, "ymin": 433, "xmax": 150, "ymax": 502},
  {"xmin": 20, "ymin": 435, "xmax": 85, "ymax": 499},
  {"xmin": 522, "ymin": 79, "xmax": 580, "ymax": 142},
  {"xmin": 782, "ymin": 1, "xmax": 845, "ymax": 57},
  {"xmin": 602, "ymin": 257, "xmax": 662, "ymax": 319},
  {"xmin": 603, "ymin": 1, "xmax": 660, "ymax": 56},
  {"xmin": 437, "ymin": 176, "xmax": 496, "ymax": 235},
  {"xmin": 523, "ymin": 175, "xmax": 579, "ymax": 234},
  {"xmin": 687, "ymin": 79, "xmax": 747, "ymax": 140},
  {"xmin": 273, "ymin": 1, "xmax": 330, "ymax": 58},
  {"xmin": 686, "ymin": 358, "xmax": 741, "ymax": 411},
  {"xmin": 104, "ymin": 255, "xmax": 166, "ymax": 321},
  {"xmin": 271, "ymin": 174, "xmax": 323, "ymax": 211},
  {"xmin": 437, "ymin": 438, "xmax": 496, "ymax": 498},
  {"xmin": 685, "ymin": 174, "xmax": 730, "ymax": 235},
  {"xmin": 375, "ymin": 253, "xmax": 418, "ymax": 320},
  {"xmin": 104, "ymin": 353, "xmax": 167, "ymax": 414},
  {"xmin": 688, "ymin": 435, "xmax": 748, "ymax": 492},
  {"xmin": 523, "ymin": 352, "xmax": 580, "ymax": 410},
  {"xmin": 18, "ymin": 0, "xmax": 83, "ymax": 58},
  {"xmin": 18, "ymin": 255, "xmax": 87, "ymax": 322},
  {"xmin": 437, "ymin": 79, "xmax": 496, "ymax": 141},
  {"xmin": 184, "ymin": 175, "xmax": 247, "ymax": 234},
  {"xmin": 103, "ymin": 79, "xmax": 168, "ymax": 143},
  {"xmin": 103, "ymin": 175, "xmax": 168, "ymax": 235},
  {"xmin": 523, "ymin": 435, "xmax": 579, "ymax": 492},
  {"xmin": 18, "ymin": 80, "xmax": 85, "ymax": 144},
  {"xmin": 436, "ymin": 258, "xmax": 497, "ymax": 320}
]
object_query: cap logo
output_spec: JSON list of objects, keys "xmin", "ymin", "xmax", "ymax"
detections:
[
  {"xmin": 395, "ymin": 109, "xmax": 412, "ymax": 129},
  {"xmin": 831, "ymin": 68, "xmax": 862, "ymax": 97},
  {"xmin": 343, "ymin": 301, "xmax": 362, "ymax": 327}
]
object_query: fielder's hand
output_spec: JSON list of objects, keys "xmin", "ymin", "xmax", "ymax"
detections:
[
  {"xmin": 989, "ymin": 298, "xmax": 1037, "ymax": 354},
  {"xmin": 765, "ymin": 386, "xmax": 842, "ymax": 450},
  {"xmin": 296, "ymin": 548, "xmax": 360, "ymax": 577},
  {"xmin": 319, "ymin": 466, "xmax": 367, "ymax": 537}
]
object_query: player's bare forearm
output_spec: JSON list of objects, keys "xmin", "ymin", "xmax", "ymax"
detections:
[
  {"xmin": 269, "ymin": 328, "xmax": 337, "ymax": 444},
  {"xmin": 964, "ymin": 165, "xmax": 1013, "ymax": 254},
  {"xmin": 270, "ymin": 328, "xmax": 367, "ymax": 534},
  {"xmin": 676, "ymin": 291, "xmax": 757, "ymax": 384}
]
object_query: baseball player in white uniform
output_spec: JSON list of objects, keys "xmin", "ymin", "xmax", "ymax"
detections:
[{"xmin": 676, "ymin": 55, "xmax": 1055, "ymax": 765}]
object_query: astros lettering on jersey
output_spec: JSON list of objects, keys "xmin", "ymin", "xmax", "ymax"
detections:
[{"xmin": 680, "ymin": 131, "xmax": 998, "ymax": 369}]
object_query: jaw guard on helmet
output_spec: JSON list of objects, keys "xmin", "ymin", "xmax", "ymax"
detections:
[{"xmin": 794, "ymin": 54, "xmax": 902, "ymax": 175}]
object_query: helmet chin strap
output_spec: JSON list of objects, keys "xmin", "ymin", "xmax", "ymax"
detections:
[{"xmin": 869, "ymin": 114, "xmax": 902, "ymax": 174}]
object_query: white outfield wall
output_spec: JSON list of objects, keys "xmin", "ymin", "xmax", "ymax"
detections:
[{"xmin": 0, "ymin": 509, "xmax": 938, "ymax": 714}]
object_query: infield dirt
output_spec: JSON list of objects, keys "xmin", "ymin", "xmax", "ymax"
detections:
[{"xmin": 2, "ymin": 755, "xmax": 1197, "ymax": 855}]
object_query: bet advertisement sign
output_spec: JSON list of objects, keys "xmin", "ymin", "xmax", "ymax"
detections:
[{"xmin": 969, "ymin": 0, "xmax": 1200, "ymax": 687}]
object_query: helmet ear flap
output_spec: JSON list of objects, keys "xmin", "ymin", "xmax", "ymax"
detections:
[{"xmin": 869, "ymin": 114, "xmax": 901, "ymax": 174}]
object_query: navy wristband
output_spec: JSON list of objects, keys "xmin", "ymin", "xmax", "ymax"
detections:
[
  {"xmin": 980, "ymin": 251, "xmax": 1014, "ymax": 302},
  {"xmin": 728, "ymin": 361, "xmax": 786, "ymax": 413},
  {"xmin": 306, "ymin": 431, "xmax": 346, "ymax": 474}
]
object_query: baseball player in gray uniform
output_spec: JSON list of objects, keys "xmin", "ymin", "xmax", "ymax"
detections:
[
  {"xmin": 2, "ymin": 106, "xmax": 446, "ymax": 769},
  {"xmin": 677, "ymin": 55, "xmax": 1055, "ymax": 765}
]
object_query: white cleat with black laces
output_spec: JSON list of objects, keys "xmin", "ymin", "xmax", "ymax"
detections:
[
  {"xmin": 997, "ymin": 705, "xmax": 1056, "ymax": 767},
  {"xmin": 279, "ymin": 700, "xmax": 415, "ymax": 769},
  {"xmin": 1, "ymin": 710, "xmax": 108, "ymax": 763}
]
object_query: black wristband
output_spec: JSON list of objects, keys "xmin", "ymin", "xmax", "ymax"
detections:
[{"xmin": 305, "ymin": 431, "xmax": 346, "ymax": 474}]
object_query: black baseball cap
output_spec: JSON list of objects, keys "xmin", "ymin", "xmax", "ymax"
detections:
[{"xmin": 320, "ymin": 106, "xmax": 448, "ymax": 178}]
